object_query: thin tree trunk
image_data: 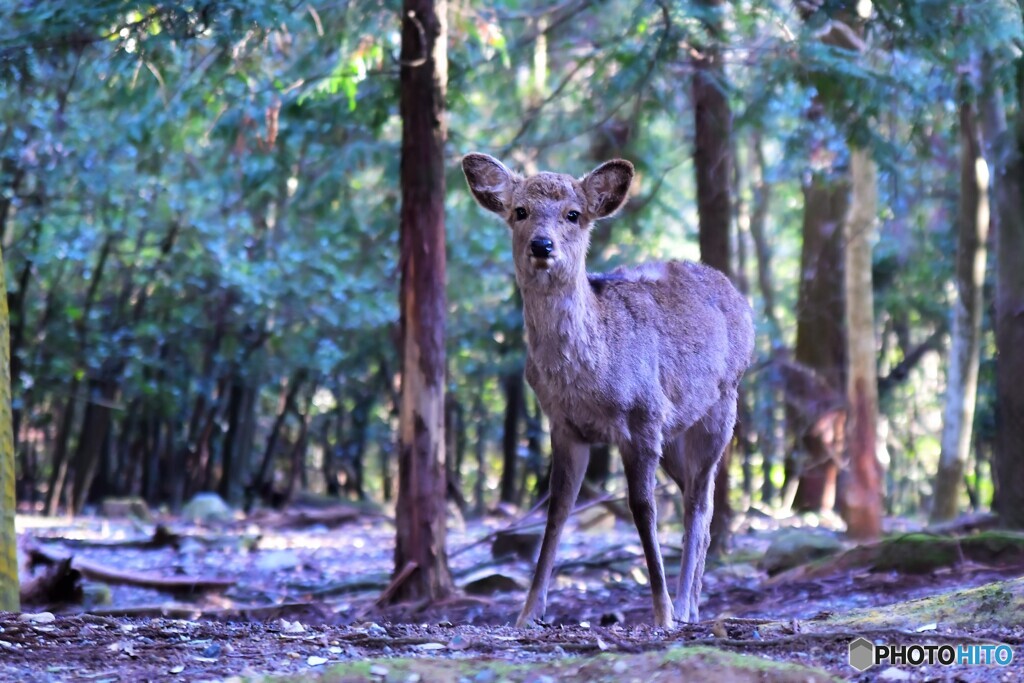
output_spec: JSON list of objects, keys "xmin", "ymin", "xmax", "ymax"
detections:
[
  {"xmin": 284, "ymin": 390, "xmax": 314, "ymax": 506},
  {"xmin": 392, "ymin": 0, "xmax": 453, "ymax": 603},
  {"xmin": 840, "ymin": 147, "xmax": 882, "ymax": 540},
  {"xmin": 68, "ymin": 377, "xmax": 118, "ymax": 515},
  {"xmin": 473, "ymin": 393, "xmax": 488, "ymax": 516},
  {"xmin": 789, "ymin": 173, "xmax": 848, "ymax": 512},
  {"xmin": 500, "ymin": 371, "xmax": 522, "ymax": 504},
  {"xmin": 219, "ymin": 377, "xmax": 245, "ymax": 504},
  {"xmin": 249, "ymin": 370, "xmax": 307, "ymax": 508},
  {"xmin": 45, "ymin": 384, "xmax": 79, "ymax": 515},
  {"xmin": 746, "ymin": 134, "xmax": 783, "ymax": 505},
  {"xmin": 932, "ymin": 82, "xmax": 990, "ymax": 522}
]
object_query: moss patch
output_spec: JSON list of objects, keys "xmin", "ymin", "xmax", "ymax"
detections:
[
  {"xmin": 269, "ymin": 644, "xmax": 837, "ymax": 683},
  {"xmin": 807, "ymin": 576, "xmax": 1024, "ymax": 631}
]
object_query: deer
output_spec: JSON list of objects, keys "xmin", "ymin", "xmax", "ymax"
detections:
[{"xmin": 462, "ymin": 153, "xmax": 755, "ymax": 628}]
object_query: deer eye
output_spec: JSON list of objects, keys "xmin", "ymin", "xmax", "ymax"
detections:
[
  {"xmin": 514, "ymin": 207, "xmax": 528, "ymax": 221},
  {"xmin": 566, "ymin": 210, "xmax": 580, "ymax": 224}
]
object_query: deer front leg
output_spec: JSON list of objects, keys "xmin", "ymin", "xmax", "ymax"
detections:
[
  {"xmin": 622, "ymin": 433, "xmax": 674, "ymax": 628},
  {"xmin": 516, "ymin": 426, "xmax": 588, "ymax": 627}
]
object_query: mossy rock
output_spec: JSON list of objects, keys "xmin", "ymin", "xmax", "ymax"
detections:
[
  {"xmin": 276, "ymin": 645, "xmax": 837, "ymax": 682},
  {"xmin": 759, "ymin": 528, "xmax": 845, "ymax": 575},
  {"xmin": 810, "ymin": 576, "xmax": 1024, "ymax": 631},
  {"xmin": 772, "ymin": 529, "xmax": 1024, "ymax": 580}
]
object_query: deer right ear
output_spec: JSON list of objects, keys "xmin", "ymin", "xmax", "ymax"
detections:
[{"xmin": 462, "ymin": 153, "xmax": 518, "ymax": 216}]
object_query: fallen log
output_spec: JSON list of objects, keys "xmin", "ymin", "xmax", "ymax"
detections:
[{"xmin": 26, "ymin": 543, "xmax": 235, "ymax": 597}]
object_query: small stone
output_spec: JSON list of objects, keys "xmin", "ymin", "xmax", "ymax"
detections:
[
  {"xmin": 461, "ymin": 571, "xmax": 527, "ymax": 596},
  {"xmin": 613, "ymin": 661, "xmax": 629, "ymax": 675},
  {"xmin": 256, "ymin": 550, "xmax": 300, "ymax": 572},
  {"xmin": 600, "ymin": 611, "xmax": 625, "ymax": 626},
  {"xmin": 307, "ymin": 655, "xmax": 327, "ymax": 666},
  {"xmin": 447, "ymin": 634, "xmax": 471, "ymax": 650},
  {"xmin": 19, "ymin": 612, "xmax": 55, "ymax": 624},
  {"xmin": 415, "ymin": 642, "xmax": 445, "ymax": 651},
  {"xmin": 370, "ymin": 664, "xmax": 390, "ymax": 677},
  {"xmin": 878, "ymin": 667, "xmax": 912, "ymax": 681}
]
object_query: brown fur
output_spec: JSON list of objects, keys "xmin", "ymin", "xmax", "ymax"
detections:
[{"xmin": 462, "ymin": 153, "xmax": 754, "ymax": 627}]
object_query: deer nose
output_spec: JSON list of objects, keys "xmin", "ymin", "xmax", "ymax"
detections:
[{"xmin": 530, "ymin": 238, "xmax": 554, "ymax": 258}]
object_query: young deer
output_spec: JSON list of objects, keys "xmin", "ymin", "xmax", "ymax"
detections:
[{"xmin": 462, "ymin": 153, "xmax": 754, "ymax": 627}]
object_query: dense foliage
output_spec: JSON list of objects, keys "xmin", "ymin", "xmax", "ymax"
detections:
[{"xmin": 1, "ymin": 1, "xmax": 1022, "ymax": 523}]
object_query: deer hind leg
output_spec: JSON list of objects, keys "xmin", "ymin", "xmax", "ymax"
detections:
[
  {"xmin": 516, "ymin": 426, "xmax": 588, "ymax": 627},
  {"xmin": 621, "ymin": 426, "xmax": 674, "ymax": 627},
  {"xmin": 665, "ymin": 390, "xmax": 737, "ymax": 623}
]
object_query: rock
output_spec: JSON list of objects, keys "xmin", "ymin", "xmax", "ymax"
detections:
[
  {"xmin": 181, "ymin": 492, "xmax": 235, "ymax": 524},
  {"xmin": 461, "ymin": 570, "xmax": 527, "ymax": 596},
  {"xmin": 707, "ymin": 562, "xmax": 762, "ymax": 582},
  {"xmin": 878, "ymin": 666, "xmax": 912, "ymax": 681},
  {"xmin": 759, "ymin": 528, "xmax": 843, "ymax": 575},
  {"xmin": 491, "ymin": 529, "xmax": 542, "ymax": 562},
  {"xmin": 100, "ymin": 497, "xmax": 152, "ymax": 522}
]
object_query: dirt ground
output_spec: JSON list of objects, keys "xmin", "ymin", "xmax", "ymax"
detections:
[{"xmin": 2, "ymin": 503, "xmax": 1022, "ymax": 682}]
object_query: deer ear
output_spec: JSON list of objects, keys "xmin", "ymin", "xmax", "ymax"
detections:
[
  {"xmin": 462, "ymin": 153, "xmax": 518, "ymax": 215},
  {"xmin": 582, "ymin": 159, "xmax": 634, "ymax": 219}
]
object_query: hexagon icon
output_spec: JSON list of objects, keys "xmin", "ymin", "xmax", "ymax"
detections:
[{"xmin": 848, "ymin": 637, "xmax": 875, "ymax": 671}]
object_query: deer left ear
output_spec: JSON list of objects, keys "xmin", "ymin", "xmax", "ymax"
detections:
[{"xmin": 581, "ymin": 159, "xmax": 634, "ymax": 219}]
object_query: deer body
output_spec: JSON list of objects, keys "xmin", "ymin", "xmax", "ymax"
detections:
[{"xmin": 462, "ymin": 154, "xmax": 754, "ymax": 627}]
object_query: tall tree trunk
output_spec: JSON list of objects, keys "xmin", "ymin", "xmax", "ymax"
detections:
[
  {"xmin": 692, "ymin": 0, "xmax": 735, "ymax": 553},
  {"xmin": 932, "ymin": 83, "xmax": 990, "ymax": 522},
  {"xmin": 391, "ymin": 0, "xmax": 453, "ymax": 603},
  {"xmin": 990, "ymin": 44, "xmax": 1024, "ymax": 527},
  {"xmin": 0, "ymin": 240, "xmax": 18, "ymax": 610},
  {"xmin": 788, "ymin": 173, "xmax": 848, "ymax": 511},
  {"xmin": 840, "ymin": 147, "xmax": 882, "ymax": 540}
]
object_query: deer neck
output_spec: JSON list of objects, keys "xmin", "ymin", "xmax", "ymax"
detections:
[{"xmin": 521, "ymin": 273, "xmax": 602, "ymax": 376}]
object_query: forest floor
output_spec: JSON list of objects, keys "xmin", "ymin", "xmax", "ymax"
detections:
[{"xmin": 2, "ymin": 494, "xmax": 1023, "ymax": 682}]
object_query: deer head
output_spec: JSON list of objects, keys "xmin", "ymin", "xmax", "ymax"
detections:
[{"xmin": 462, "ymin": 153, "xmax": 634, "ymax": 289}]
